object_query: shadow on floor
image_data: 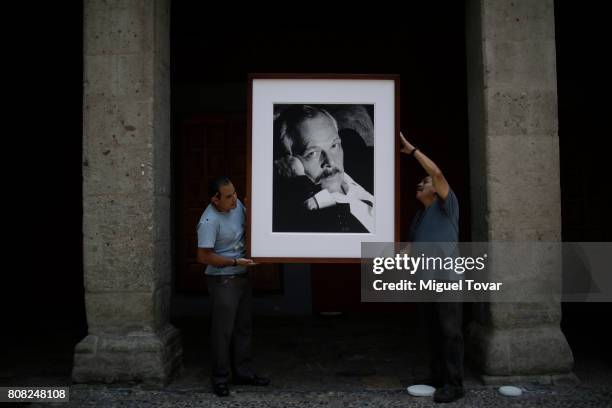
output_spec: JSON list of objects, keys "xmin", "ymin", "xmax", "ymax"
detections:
[{"xmin": 2, "ymin": 313, "xmax": 471, "ymax": 390}]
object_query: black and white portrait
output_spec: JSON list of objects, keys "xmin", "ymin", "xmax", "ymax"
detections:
[
  {"xmin": 272, "ymin": 104, "xmax": 375, "ymax": 233},
  {"xmin": 249, "ymin": 76, "xmax": 397, "ymax": 260}
]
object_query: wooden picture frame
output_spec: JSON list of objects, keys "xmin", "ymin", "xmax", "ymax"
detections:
[{"xmin": 247, "ymin": 74, "xmax": 400, "ymax": 262}]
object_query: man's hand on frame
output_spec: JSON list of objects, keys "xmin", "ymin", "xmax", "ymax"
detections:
[
  {"xmin": 237, "ymin": 258, "xmax": 258, "ymax": 267},
  {"xmin": 399, "ymin": 131, "xmax": 416, "ymax": 154}
]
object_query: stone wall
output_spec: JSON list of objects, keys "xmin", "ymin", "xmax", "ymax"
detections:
[
  {"xmin": 74, "ymin": 0, "xmax": 181, "ymax": 385},
  {"xmin": 465, "ymin": 0, "xmax": 573, "ymax": 383}
]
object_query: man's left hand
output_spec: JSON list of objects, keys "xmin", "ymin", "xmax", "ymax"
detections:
[
  {"xmin": 237, "ymin": 258, "xmax": 258, "ymax": 266},
  {"xmin": 399, "ymin": 131, "xmax": 416, "ymax": 154}
]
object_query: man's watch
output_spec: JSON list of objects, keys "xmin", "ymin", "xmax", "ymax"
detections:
[{"xmin": 232, "ymin": 258, "xmax": 237, "ymax": 266}]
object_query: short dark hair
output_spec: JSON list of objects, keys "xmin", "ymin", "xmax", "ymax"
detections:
[{"xmin": 208, "ymin": 176, "xmax": 232, "ymax": 199}]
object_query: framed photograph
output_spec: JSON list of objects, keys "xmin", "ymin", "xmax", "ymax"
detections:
[{"xmin": 247, "ymin": 74, "xmax": 400, "ymax": 262}]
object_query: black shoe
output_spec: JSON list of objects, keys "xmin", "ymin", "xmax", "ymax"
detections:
[
  {"xmin": 212, "ymin": 382, "xmax": 230, "ymax": 397},
  {"xmin": 433, "ymin": 385, "xmax": 464, "ymax": 403},
  {"xmin": 233, "ymin": 374, "xmax": 270, "ymax": 386},
  {"xmin": 414, "ymin": 377, "xmax": 444, "ymax": 388}
]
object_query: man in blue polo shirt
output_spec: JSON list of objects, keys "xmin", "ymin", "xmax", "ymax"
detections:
[
  {"xmin": 401, "ymin": 132, "xmax": 464, "ymax": 404},
  {"xmin": 197, "ymin": 176, "xmax": 270, "ymax": 397}
]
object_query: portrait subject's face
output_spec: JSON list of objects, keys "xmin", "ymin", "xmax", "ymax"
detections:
[{"xmin": 294, "ymin": 115, "xmax": 345, "ymax": 193}]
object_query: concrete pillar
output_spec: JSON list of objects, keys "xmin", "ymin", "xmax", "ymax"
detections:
[
  {"xmin": 465, "ymin": 0, "xmax": 574, "ymax": 383},
  {"xmin": 74, "ymin": 0, "xmax": 182, "ymax": 385}
]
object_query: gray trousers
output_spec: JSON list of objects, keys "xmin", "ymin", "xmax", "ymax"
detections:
[
  {"xmin": 207, "ymin": 274, "xmax": 255, "ymax": 385},
  {"xmin": 421, "ymin": 302, "xmax": 464, "ymax": 387}
]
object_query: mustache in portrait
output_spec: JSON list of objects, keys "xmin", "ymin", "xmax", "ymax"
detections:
[{"xmin": 315, "ymin": 167, "xmax": 342, "ymax": 184}]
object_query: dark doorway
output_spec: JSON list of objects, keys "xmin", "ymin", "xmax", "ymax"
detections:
[
  {"xmin": 555, "ymin": 0, "xmax": 612, "ymax": 361},
  {"xmin": 170, "ymin": 4, "xmax": 471, "ymax": 312}
]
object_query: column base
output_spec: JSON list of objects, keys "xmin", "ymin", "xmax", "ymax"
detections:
[
  {"xmin": 480, "ymin": 372, "xmax": 579, "ymax": 385},
  {"xmin": 72, "ymin": 324, "xmax": 182, "ymax": 386},
  {"xmin": 468, "ymin": 322, "xmax": 574, "ymax": 377}
]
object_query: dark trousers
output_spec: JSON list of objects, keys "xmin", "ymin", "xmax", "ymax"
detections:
[
  {"xmin": 421, "ymin": 302, "xmax": 464, "ymax": 387},
  {"xmin": 207, "ymin": 274, "xmax": 255, "ymax": 385}
]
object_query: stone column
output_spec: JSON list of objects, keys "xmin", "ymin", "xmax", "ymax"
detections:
[
  {"xmin": 73, "ymin": 0, "xmax": 182, "ymax": 385},
  {"xmin": 465, "ymin": 0, "xmax": 574, "ymax": 383}
]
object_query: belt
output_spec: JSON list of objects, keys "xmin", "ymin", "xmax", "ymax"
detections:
[{"xmin": 209, "ymin": 273, "xmax": 247, "ymax": 283}]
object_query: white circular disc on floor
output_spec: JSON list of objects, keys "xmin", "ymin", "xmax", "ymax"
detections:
[
  {"xmin": 407, "ymin": 384, "xmax": 436, "ymax": 397},
  {"xmin": 498, "ymin": 385, "xmax": 522, "ymax": 397}
]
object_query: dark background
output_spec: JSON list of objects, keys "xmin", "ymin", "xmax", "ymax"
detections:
[{"xmin": 6, "ymin": 1, "xmax": 611, "ymax": 372}]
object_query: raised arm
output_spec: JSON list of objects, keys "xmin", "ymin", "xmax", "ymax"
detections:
[{"xmin": 400, "ymin": 131, "xmax": 449, "ymax": 200}]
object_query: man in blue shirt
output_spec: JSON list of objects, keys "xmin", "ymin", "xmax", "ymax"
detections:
[
  {"xmin": 197, "ymin": 176, "xmax": 270, "ymax": 397},
  {"xmin": 401, "ymin": 132, "xmax": 464, "ymax": 403}
]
